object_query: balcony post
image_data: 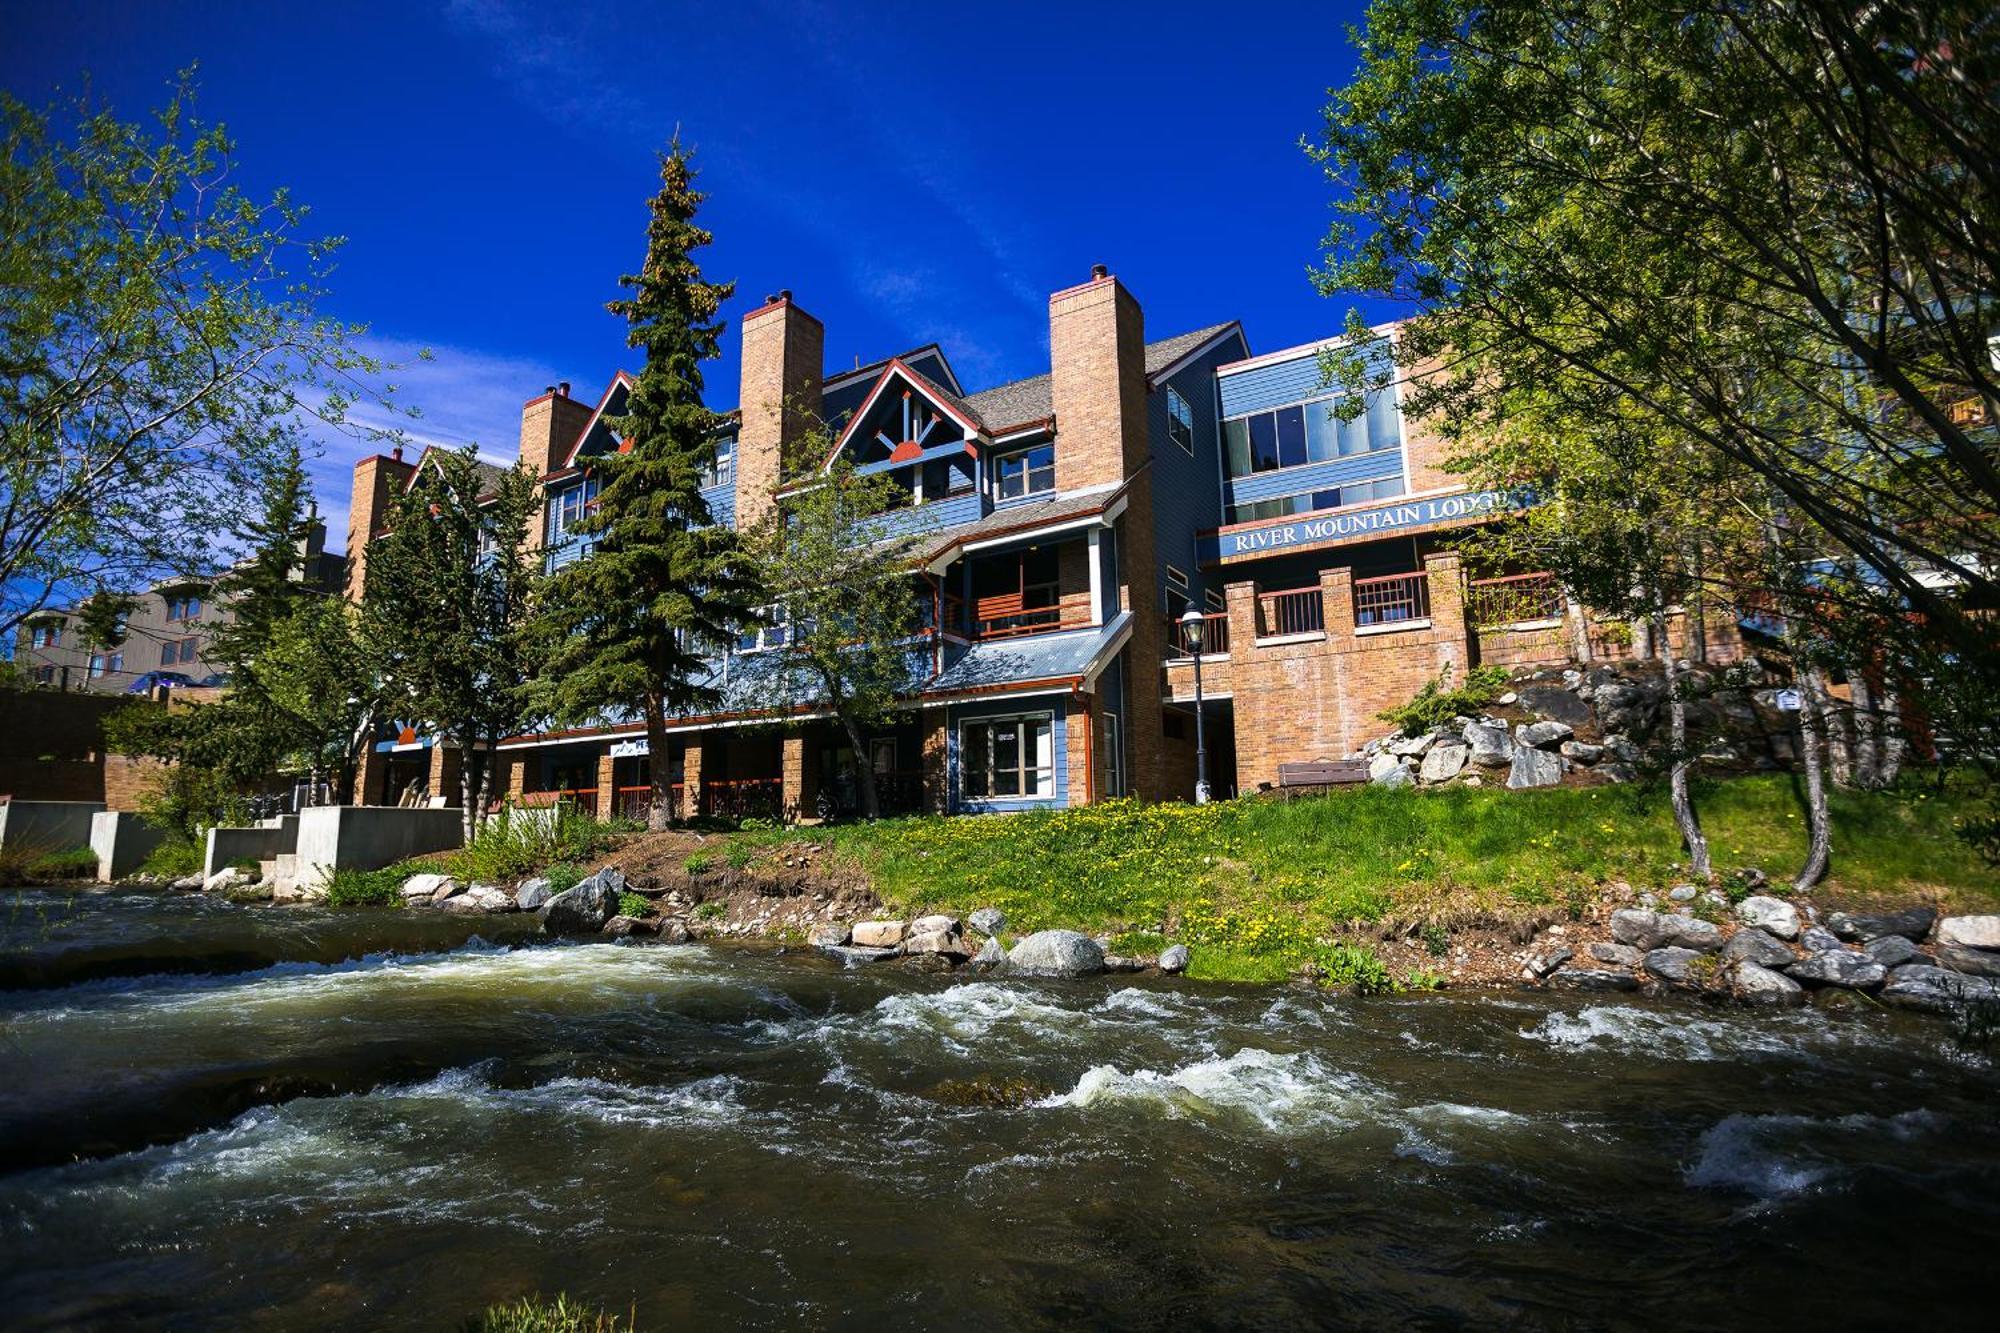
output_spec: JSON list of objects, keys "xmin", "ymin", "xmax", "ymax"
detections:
[
  {"xmin": 682, "ymin": 740, "xmax": 704, "ymax": 820},
  {"xmin": 1224, "ymin": 580, "xmax": 1257, "ymax": 649},
  {"xmin": 781, "ymin": 731, "xmax": 816, "ymax": 823},
  {"xmin": 1319, "ymin": 566, "xmax": 1355, "ymax": 647},
  {"xmin": 595, "ymin": 748, "xmax": 617, "ymax": 819},
  {"xmin": 1422, "ymin": 550, "xmax": 1466, "ymax": 632}
]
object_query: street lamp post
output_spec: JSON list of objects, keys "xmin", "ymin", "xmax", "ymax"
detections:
[{"xmin": 1180, "ymin": 606, "xmax": 1212, "ymax": 804}]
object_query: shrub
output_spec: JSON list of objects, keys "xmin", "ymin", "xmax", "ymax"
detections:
[
  {"xmin": 1402, "ymin": 966, "xmax": 1447, "ymax": 991},
  {"xmin": 466, "ymin": 1293, "xmax": 630, "ymax": 1333},
  {"xmin": 23, "ymin": 846, "xmax": 99, "ymax": 879},
  {"xmin": 692, "ymin": 900, "xmax": 725, "ymax": 921},
  {"xmin": 454, "ymin": 807, "xmax": 627, "ymax": 884},
  {"xmin": 1320, "ymin": 943, "xmax": 1396, "ymax": 995},
  {"xmin": 1379, "ymin": 664, "xmax": 1513, "ymax": 735},
  {"xmin": 682, "ymin": 852, "xmax": 713, "ymax": 875},
  {"xmin": 544, "ymin": 862, "xmax": 585, "ymax": 894},
  {"xmin": 1420, "ymin": 922, "xmax": 1450, "ymax": 957},
  {"xmin": 138, "ymin": 837, "xmax": 203, "ymax": 880},
  {"xmin": 723, "ymin": 842, "xmax": 753, "ymax": 870},
  {"xmin": 617, "ymin": 891, "xmax": 649, "ymax": 918},
  {"xmin": 324, "ymin": 865, "xmax": 404, "ymax": 908}
]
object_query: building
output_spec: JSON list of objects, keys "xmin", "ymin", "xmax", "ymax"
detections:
[
  {"xmin": 11, "ymin": 518, "xmax": 346, "ymax": 694},
  {"xmin": 345, "ymin": 267, "xmax": 1728, "ymax": 819}
]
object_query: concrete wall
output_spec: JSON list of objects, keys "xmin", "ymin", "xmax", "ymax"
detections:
[
  {"xmin": 204, "ymin": 815, "xmax": 299, "ymax": 882},
  {"xmin": 92, "ymin": 811, "xmax": 164, "ymax": 881},
  {"xmin": 0, "ymin": 799, "xmax": 103, "ymax": 853},
  {"xmin": 293, "ymin": 805, "xmax": 464, "ymax": 888}
]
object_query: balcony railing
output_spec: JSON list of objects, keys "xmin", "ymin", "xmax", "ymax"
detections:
[
  {"xmin": 701, "ymin": 777, "xmax": 784, "ymax": 823},
  {"xmin": 520, "ymin": 787, "xmax": 599, "ymax": 816},
  {"xmin": 972, "ymin": 605, "xmax": 1093, "ymax": 639},
  {"xmin": 1468, "ymin": 572, "xmax": 1566, "ymax": 627},
  {"xmin": 614, "ymin": 783, "xmax": 686, "ymax": 822},
  {"xmin": 1353, "ymin": 572, "xmax": 1430, "ymax": 628},
  {"xmin": 1258, "ymin": 587, "xmax": 1325, "ymax": 638},
  {"xmin": 1167, "ymin": 612, "xmax": 1230, "ymax": 657}
]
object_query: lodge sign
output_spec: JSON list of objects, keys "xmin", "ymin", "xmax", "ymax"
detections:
[{"xmin": 1203, "ymin": 488, "xmax": 1521, "ymax": 563}]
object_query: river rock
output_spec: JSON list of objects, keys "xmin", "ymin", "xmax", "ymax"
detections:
[
  {"xmin": 1668, "ymin": 885, "xmax": 1697, "ymax": 903},
  {"xmin": 1936, "ymin": 915, "xmax": 2000, "ymax": 951},
  {"xmin": 1517, "ymin": 720, "xmax": 1574, "ymax": 750},
  {"xmin": 1863, "ymin": 935, "xmax": 1923, "ymax": 969},
  {"xmin": 224, "ymin": 878, "xmax": 273, "ymax": 903},
  {"xmin": 1548, "ymin": 967, "xmax": 1640, "ymax": 992},
  {"xmin": 401, "ymin": 872, "xmax": 453, "ymax": 901},
  {"xmin": 542, "ymin": 877, "xmax": 619, "ymax": 934},
  {"xmin": 911, "ymin": 914, "xmax": 959, "ymax": 936},
  {"xmin": 602, "ymin": 915, "xmax": 657, "ymax": 938},
  {"xmin": 1730, "ymin": 960, "xmax": 1806, "ymax": 1006},
  {"xmin": 1560, "ymin": 741, "xmax": 1604, "ymax": 765},
  {"xmin": 905, "ymin": 928, "xmax": 971, "ymax": 960},
  {"xmin": 515, "ymin": 878, "xmax": 553, "ymax": 912},
  {"xmin": 1936, "ymin": 943, "xmax": 2000, "ymax": 978},
  {"xmin": 1420, "ymin": 741, "xmax": 1469, "ymax": 783},
  {"xmin": 852, "ymin": 920, "xmax": 906, "ymax": 948},
  {"xmin": 657, "ymin": 919, "xmax": 691, "ymax": 945},
  {"xmin": 439, "ymin": 891, "xmax": 488, "ymax": 914},
  {"xmin": 1464, "ymin": 721, "xmax": 1514, "ymax": 767},
  {"xmin": 1722, "ymin": 928, "xmax": 1794, "ymax": 968},
  {"xmin": 1734, "ymin": 895, "xmax": 1800, "ymax": 939},
  {"xmin": 1159, "ymin": 944, "xmax": 1190, "ymax": 974},
  {"xmin": 1644, "ymin": 946, "xmax": 1711, "ymax": 986},
  {"xmin": 170, "ymin": 873, "xmax": 205, "ymax": 891},
  {"xmin": 203, "ymin": 866, "xmax": 256, "ymax": 894},
  {"xmin": 970, "ymin": 937, "xmax": 1006, "ymax": 970},
  {"xmin": 1103, "ymin": 954, "xmax": 1151, "ymax": 973},
  {"xmin": 1005, "ymin": 929, "xmax": 1105, "ymax": 978},
  {"xmin": 1373, "ymin": 762, "xmax": 1415, "ymax": 790},
  {"xmin": 1610, "ymin": 909, "xmax": 1722, "ymax": 952},
  {"xmin": 1788, "ymin": 950, "xmax": 1887, "ymax": 990},
  {"xmin": 1830, "ymin": 906, "xmax": 1938, "ymax": 943},
  {"xmin": 808, "ymin": 922, "xmax": 850, "ymax": 948},
  {"xmin": 969, "ymin": 907, "xmax": 1006, "ymax": 937},
  {"xmin": 1589, "ymin": 942, "xmax": 1644, "ymax": 966},
  {"xmin": 1881, "ymin": 965, "xmax": 2000, "ymax": 1013},
  {"xmin": 1506, "ymin": 747, "xmax": 1564, "ymax": 789},
  {"xmin": 821, "ymin": 944, "xmax": 898, "ymax": 967},
  {"xmin": 1801, "ymin": 926, "xmax": 1843, "ymax": 953}
]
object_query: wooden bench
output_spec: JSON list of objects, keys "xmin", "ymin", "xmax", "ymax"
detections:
[{"xmin": 1277, "ymin": 759, "xmax": 1370, "ymax": 790}]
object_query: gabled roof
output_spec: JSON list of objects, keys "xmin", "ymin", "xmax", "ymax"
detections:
[
  {"xmin": 405, "ymin": 445, "xmax": 511, "ymax": 500},
  {"xmin": 825, "ymin": 357, "xmax": 987, "ymax": 469},
  {"xmin": 959, "ymin": 322, "xmax": 1244, "ymax": 434},
  {"xmin": 559, "ymin": 371, "xmax": 636, "ymax": 470},
  {"xmin": 824, "ymin": 342, "xmax": 963, "ymax": 397}
]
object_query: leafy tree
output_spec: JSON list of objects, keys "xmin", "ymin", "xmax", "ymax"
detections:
[
  {"xmin": 73, "ymin": 590, "xmax": 137, "ymax": 661},
  {"xmin": 749, "ymin": 451, "xmax": 924, "ymax": 820},
  {"xmin": 362, "ymin": 447, "xmax": 541, "ymax": 839},
  {"xmin": 0, "ymin": 72, "xmax": 405, "ymax": 638},
  {"xmin": 531, "ymin": 142, "xmax": 758, "ymax": 830},
  {"xmin": 257, "ymin": 597, "xmax": 376, "ymax": 796}
]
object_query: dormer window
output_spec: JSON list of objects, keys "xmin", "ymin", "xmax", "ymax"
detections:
[
  {"xmin": 165, "ymin": 594, "xmax": 203, "ymax": 621},
  {"xmin": 994, "ymin": 444, "xmax": 1055, "ymax": 501},
  {"xmin": 29, "ymin": 621, "xmax": 61, "ymax": 649}
]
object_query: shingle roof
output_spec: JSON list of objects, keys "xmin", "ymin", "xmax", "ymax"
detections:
[
  {"xmin": 929, "ymin": 613, "xmax": 1130, "ymax": 695},
  {"xmin": 909, "ymin": 484, "xmax": 1126, "ymax": 562},
  {"xmin": 959, "ymin": 322, "xmax": 1241, "ymax": 432}
]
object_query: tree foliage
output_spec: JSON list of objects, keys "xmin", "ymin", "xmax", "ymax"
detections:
[{"xmin": 0, "ymin": 72, "xmax": 405, "ymax": 637}]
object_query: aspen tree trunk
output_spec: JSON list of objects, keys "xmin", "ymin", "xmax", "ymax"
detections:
[
  {"xmin": 1632, "ymin": 615, "xmax": 1654, "ymax": 661},
  {"xmin": 1794, "ymin": 667, "xmax": 1834, "ymax": 890},
  {"xmin": 1658, "ymin": 612, "xmax": 1711, "ymax": 878},
  {"xmin": 1685, "ymin": 539, "xmax": 1709, "ymax": 666},
  {"xmin": 1878, "ymin": 679, "xmax": 1906, "ymax": 785},
  {"xmin": 1849, "ymin": 667, "xmax": 1881, "ymax": 789},
  {"xmin": 458, "ymin": 744, "xmax": 480, "ymax": 844},
  {"xmin": 1566, "ymin": 591, "xmax": 1592, "ymax": 663}
]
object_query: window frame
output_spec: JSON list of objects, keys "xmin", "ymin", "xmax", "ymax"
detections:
[
  {"xmin": 993, "ymin": 443, "xmax": 1056, "ymax": 502},
  {"xmin": 1220, "ymin": 389, "xmax": 1401, "ymax": 482},
  {"xmin": 1166, "ymin": 386, "xmax": 1195, "ymax": 455},
  {"xmin": 958, "ymin": 712, "xmax": 1055, "ymax": 801}
]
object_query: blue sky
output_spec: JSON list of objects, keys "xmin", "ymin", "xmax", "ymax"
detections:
[{"xmin": 2, "ymin": 0, "xmax": 1386, "ymax": 542}]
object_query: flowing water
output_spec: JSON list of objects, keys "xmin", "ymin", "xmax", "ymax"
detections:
[{"xmin": 2, "ymin": 889, "xmax": 1996, "ymax": 1330}]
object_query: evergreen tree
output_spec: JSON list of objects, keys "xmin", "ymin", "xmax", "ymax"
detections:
[
  {"xmin": 208, "ymin": 442, "xmax": 312, "ymax": 675},
  {"xmin": 532, "ymin": 141, "xmax": 758, "ymax": 830}
]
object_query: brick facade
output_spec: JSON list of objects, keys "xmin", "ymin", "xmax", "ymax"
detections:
[
  {"xmin": 737, "ymin": 295, "xmax": 824, "ymax": 530},
  {"xmin": 345, "ymin": 452, "xmax": 416, "ymax": 601}
]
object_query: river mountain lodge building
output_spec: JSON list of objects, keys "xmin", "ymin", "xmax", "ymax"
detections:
[{"xmin": 344, "ymin": 268, "xmax": 1731, "ymax": 821}]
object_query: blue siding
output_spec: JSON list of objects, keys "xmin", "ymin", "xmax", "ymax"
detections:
[
  {"xmin": 1225, "ymin": 452, "xmax": 1402, "ymax": 505},
  {"xmin": 700, "ymin": 481, "xmax": 735, "ymax": 529},
  {"xmin": 867, "ymin": 490, "xmax": 985, "ymax": 541},
  {"xmin": 947, "ymin": 695, "xmax": 1070, "ymax": 813},
  {"xmin": 1217, "ymin": 341, "xmax": 1391, "ymax": 418},
  {"xmin": 1147, "ymin": 328, "xmax": 1251, "ymax": 605}
]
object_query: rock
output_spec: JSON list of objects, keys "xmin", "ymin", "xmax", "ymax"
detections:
[
  {"xmin": 1372, "ymin": 762, "xmax": 1415, "ymax": 790},
  {"xmin": 1506, "ymin": 747, "xmax": 1565, "ymax": 789},
  {"xmin": 1547, "ymin": 967, "xmax": 1640, "ymax": 992},
  {"xmin": 1496, "ymin": 690, "xmax": 1519, "ymax": 706},
  {"xmin": 1644, "ymin": 946, "xmax": 1711, "ymax": 986},
  {"xmin": 515, "ymin": 878, "xmax": 553, "ymax": 912},
  {"xmin": 1597, "ymin": 763, "xmax": 1637, "ymax": 784},
  {"xmin": 1881, "ymin": 965, "xmax": 2000, "ymax": 1013},
  {"xmin": 1368, "ymin": 752, "xmax": 1405, "ymax": 783},
  {"xmin": 1788, "ymin": 950, "xmax": 1887, "ymax": 990},
  {"xmin": 911, "ymin": 913, "xmax": 960, "ymax": 936},
  {"xmin": 1004, "ymin": 929, "xmax": 1105, "ymax": 978},
  {"xmin": 1722, "ymin": 928, "xmax": 1795, "ymax": 968},
  {"xmin": 657, "ymin": 919, "xmax": 691, "ymax": 944},
  {"xmin": 905, "ymin": 928, "xmax": 971, "ymax": 960},
  {"xmin": 1937, "ymin": 943, "xmax": 2000, "ymax": 978},
  {"xmin": 1863, "ymin": 935, "xmax": 1923, "ymax": 969},
  {"xmin": 1388, "ymin": 732, "xmax": 1433, "ymax": 758},
  {"xmin": 1936, "ymin": 915, "xmax": 2000, "ymax": 951},
  {"xmin": 1461, "ymin": 775, "xmax": 1483, "ymax": 787},
  {"xmin": 1517, "ymin": 720, "xmax": 1574, "ymax": 749},
  {"xmin": 1464, "ymin": 721, "xmax": 1514, "ymax": 768},
  {"xmin": 851, "ymin": 920, "xmax": 907, "ymax": 948},
  {"xmin": 1603, "ymin": 734, "xmax": 1645, "ymax": 764},
  {"xmin": 968, "ymin": 907, "xmax": 1006, "ymax": 937},
  {"xmin": 1668, "ymin": 885, "xmax": 1697, "ymax": 903},
  {"xmin": 439, "ymin": 892, "xmax": 489, "ymax": 915},
  {"xmin": 1733, "ymin": 895, "xmax": 1800, "ymax": 939},
  {"xmin": 1560, "ymin": 741, "xmax": 1604, "ymax": 765},
  {"xmin": 542, "ymin": 875, "xmax": 619, "ymax": 934},
  {"xmin": 1419, "ymin": 741, "xmax": 1469, "ymax": 783},
  {"xmin": 594, "ymin": 865, "xmax": 626, "ymax": 896},
  {"xmin": 1526, "ymin": 946, "xmax": 1573, "ymax": 979},
  {"xmin": 1831, "ymin": 906, "xmax": 1938, "ymax": 943},
  {"xmin": 1731, "ymin": 961, "xmax": 1806, "ymax": 1006},
  {"xmin": 1519, "ymin": 685, "xmax": 1591, "ymax": 725},
  {"xmin": 602, "ymin": 914, "xmax": 656, "ymax": 938},
  {"xmin": 1103, "ymin": 954, "xmax": 1151, "ymax": 973},
  {"xmin": 808, "ymin": 922, "xmax": 850, "ymax": 948},
  {"xmin": 970, "ymin": 937, "xmax": 1006, "ymax": 970},
  {"xmin": 1800, "ymin": 926, "xmax": 1843, "ymax": 953},
  {"xmin": 820, "ymin": 944, "xmax": 898, "ymax": 967},
  {"xmin": 401, "ymin": 872, "xmax": 453, "ymax": 900},
  {"xmin": 1589, "ymin": 942, "xmax": 1644, "ymax": 966},
  {"xmin": 203, "ymin": 866, "xmax": 257, "ymax": 894},
  {"xmin": 1610, "ymin": 908, "xmax": 1722, "ymax": 952},
  {"xmin": 1159, "ymin": 944, "xmax": 1190, "ymax": 974}
]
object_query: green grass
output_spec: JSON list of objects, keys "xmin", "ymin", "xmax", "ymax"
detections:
[
  {"xmin": 732, "ymin": 772, "xmax": 1997, "ymax": 983},
  {"xmin": 465, "ymin": 1293, "xmax": 630, "ymax": 1332},
  {"xmin": 450, "ymin": 808, "xmax": 632, "ymax": 884},
  {"xmin": 322, "ymin": 864, "xmax": 409, "ymax": 908},
  {"xmin": 25, "ymin": 846, "xmax": 99, "ymax": 879}
]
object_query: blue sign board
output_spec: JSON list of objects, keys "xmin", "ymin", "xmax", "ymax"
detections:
[{"xmin": 1202, "ymin": 488, "xmax": 1520, "ymax": 563}]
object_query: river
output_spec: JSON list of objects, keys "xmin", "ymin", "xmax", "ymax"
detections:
[{"xmin": 2, "ymin": 887, "xmax": 1996, "ymax": 1330}]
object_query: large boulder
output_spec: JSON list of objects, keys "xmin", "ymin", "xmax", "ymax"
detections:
[
  {"xmin": 1610, "ymin": 908, "xmax": 1722, "ymax": 952},
  {"xmin": 1937, "ymin": 943, "xmax": 2000, "ymax": 979},
  {"xmin": 905, "ymin": 926, "xmax": 971, "ymax": 960},
  {"xmin": 401, "ymin": 872, "xmax": 454, "ymax": 901},
  {"xmin": 1506, "ymin": 747, "xmax": 1565, "ymax": 790},
  {"xmin": 542, "ymin": 873, "xmax": 620, "ymax": 935},
  {"xmin": 1829, "ymin": 906, "xmax": 1938, "ymax": 943},
  {"xmin": 1560, "ymin": 741, "xmax": 1604, "ymax": 765},
  {"xmin": 808, "ymin": 922, "xmax": 850, "ymax": 948},
  {"xmin": 1730, "ymin": 960, "xmax": 1806, "ymax": 1006},
  {"xmin": 1788, "ymin": 950, "xmax": 1887, "ymax": 990},
  {"xmin": 514, "ymin": 878, "xmax": 554, "ymax": 912},
  {"xmin": 1388, "ymin": 732, "xmax": 1434, "ymax": 759},
  {"xmin": 1800, "ymin": 926, "xmax": 1842, "ymax": 953},
  {"xmin": 1004, "ymin": 929, "xmax": 1105, "ymax": 978},
  {"xmin": 1372, "ymin": 762, "xmax": 1415, "ymax": 790},
  {"xmin": 1464, "ymin": 721, "xmax": 1514, "ymax": 768},
  {"xmin": 1735, "ymin": 895, "xmax": 1801, "ymax": 940},
  {"xmin": 1588, "ymin": 942, "xmax": 1643, "ymax": 967},
  {"xmin": 203, "ymin": 866, "xmax": 257, "ymax": 895},
  {"xmin": 1519, "ymin": 685, "xmax": 1592, "ymax": 726},
  {"xmin": 1721, "ymin": 928, "xmax": 1795, "ymax": 968},
  {"xmin": 1517, "ymin": 720, "xmax": 1574, "ymax": 750},
  {"xmin": 1420, "ymin": 741, "xmax": 1469, "ymax": 783},
  {"xmin": 1547, "ymin": 967, "xmax": 1640, "ymax": 992},
  {"xmin": 1881, "ymin": 965, "xmax": 2000, "ymax": 1013},
  {"xmin": 1159, "ymin": 943, "xmax": 1190, "ymax": 974},
  {"xmin": 969, "ymin": 937, "xmax": 1006, "ymax": 970},
  {"xmin": 1643, "ymin": 946, "xmax": 1710, "ymax": 986},
  {"xmin": 968, "ymin": 907, "xmax": 1006, "ymax": 937},
  {"xmin": 1863, "ymin": 935, "xmax": 1923, "ymax": 969},
  {"xmin": 1936, "ymin": 915, "xmax": 2000, "ymax": 951},
  {"xmin": 852, "ymin": 920, "xmax": 907, "ymax": 948}
]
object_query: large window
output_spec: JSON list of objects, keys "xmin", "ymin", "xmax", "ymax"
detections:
[
  {"xmin": 551, "ymin": 475, "xmax": 601, "ymax": 541},
  {"xmin": 1224, "ymin": 474, "xmax": 1405, "ymax": 526},
  {"xmin": 165, "ymin": 594, "xmax": 203, "ymax": 621},
  {"xmin": 736, "ymin": 604, "xmax": 790, "ymax": 653},
  {"xmin": 29, "ymin": 622, "xmax": 60, "ymax": 649},
  {"xmin": 994, "ymin": 443, "xmax": 1055, "ymax": 501},
  {"xmin": 1166, "ymin": 387, "xmax": 1195, "ymax": 454},
  {"xmin": 699, "ymin": 437, "xmax": 734, "ymax": 492},
  {"xmin": 160, "ymin": 636, "xmax": 199, "ymax": 666},
  {"xmin": 960, "ymin": 714, "xmax": 1055, "ymax": 798},
  {"xmin": 1221, "ymin": 388, "xmax": 1401, "ymax": 479},
  {"xmin": 88, "ymin": 652, "xmax": 121, "ymax": 679}
]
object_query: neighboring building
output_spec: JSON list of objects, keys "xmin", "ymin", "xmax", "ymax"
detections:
[
  {"xmin": 345, "ymin": 267, "xmax": 1734, "ymax": 820},
  {"xmin": 12, "ymin": 518, "xmax": 345, "ymax": 694}
]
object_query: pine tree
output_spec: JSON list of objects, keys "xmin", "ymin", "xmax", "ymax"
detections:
[
  {"xmin": 209, "ymin": 443, "xmax": 312, "ymax": 677},
  {"xmin": 532, "ymin": 141, "xmax": 758, "ymax": 830}
]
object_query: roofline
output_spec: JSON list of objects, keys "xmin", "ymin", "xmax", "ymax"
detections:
[
  {"xmin": 557, "ymin": 371, "xmax": 637, "ymax": 470},
  {"xmin": 824, "ymin": 341, "xmax": 962, "ymax": 396},
  {"xmin": 1146, "ymin": 322, "xmax": 1250, "ymax": 386},
  {"xmin": 918, "ymin": 481, "xmax": 1129, "ymax": 574},
  {"xmin": 1214, "ymin": 320, "xmax": 1405, "ymax": 379},
  {"xmin": 824, "ymin": 357, "xmax": 986, "ymax": 470}
]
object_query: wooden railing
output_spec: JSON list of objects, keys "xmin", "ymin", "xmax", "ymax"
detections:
[
  {"xmin": 1353, "ymin": 572, "xmax": 1430, "ymax": 628},
  {"xmin": 1258, "ymin": 587, "xmax": 1325, "ymax": 638},
  {"xmin": 1467, "ymin": 572, "xmax": 1565, "ymax": 627},
  {"xmin": 701, "ymin": 777, "xmax": 783, "ymax": 823},
  {"xmin": 614, "ymin": 783, "xmax": 686, "ymax": 822},
  {"xmin": 519, "ymin": 787, "xmax": 599, "ymax": 816},
  {"xmin": 1167, "ymin": 612, "xmax": 1230, "ymax": 657},
  {"xmin": 973, "ymin": 605, "xmax": 1092, "ymax": 640}
]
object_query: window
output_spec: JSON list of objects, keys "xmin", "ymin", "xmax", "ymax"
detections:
[
  {"xmin": 1205, "ymin": 587, "xmax": 1226, "ymax": 613},
  {"xmin": 1224, "ymin": 474, "xmax": 1405, "ymax": 526},
  {"xmin": 921, "ymin": 456, "xmax": 974, "ymax": 501},
  {"xmin": 1100, "ymin": 712, "xmax": 1124, "ymax": 798},
  {"xmin": 1221, "ymin": 388, "xmax": 1401, "ymax": 480},
  {"xmin": 88, "ymin": 652, "xmax": 122, "ymax": 679},
  {"xmin": 994, "ymin": 444, "xmax": 1056, "ymax": 501},
  {"xmin": 736, "ymin": 605, "xmax": 789, "ymax": 653},
  {"xmin": 551, "ymin": 475, "xmax": 600, "ymax": 541},
  {"xmin": 1166, "ymin": 387, "xmax": 1194, "ymax": 454},
  {"xmin": 32, "ymin": 664, "xmax": 55, "ymax": 685},
  {"xmin": 29, "ymin": 623, "xmax": 60, "ymax": 649},
  {"xmin": 165, "ymin": 595, "xmax": 203, "ymax": 621},
  {"xmin": 161, "ymin": 637, "xmax": 199, "ymax": 666},
  {"xmin": 960, "ymin": 714, "xmax": 1054, "ymax": 798},
  {"xmin": 699, "ymin": 437, "xmax": 734, "ymax": 492}
]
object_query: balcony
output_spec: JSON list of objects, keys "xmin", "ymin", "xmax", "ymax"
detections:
[
  {"xmin": 1352, "ymin": 572, "xmax": 1430, "ymax": 630},
  {"xmin": 1258, "ymin": 586, "xmax": 1325, "ymax": 639},
  {"xmin": 939, "ymin": 593, "xmax": 1094, "ymax": 642},
  {"xmin": 1166, "ymin": 611, "xmax": 1230, "ymax": 658},
  {"xmin": 1467, "ymin": 572, "xmax": 1565, "ymax": 627}
]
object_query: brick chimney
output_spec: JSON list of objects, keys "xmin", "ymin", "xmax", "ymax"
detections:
[
  {"xmin": 737, "ymin": 291, "xmax": 824, "ymax": 528},
  {"xmin": 1049, "ymin": 264, "xmax": 1148, "ymax": 491},
  {"xmin": 519, "ymin": 381, "xmax": 595, "ymax": 481},
  {"xmin": 344, "ymin": 448, "xmax": 416, "ymax": 602}
]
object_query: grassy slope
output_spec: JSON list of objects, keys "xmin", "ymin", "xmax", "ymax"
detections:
[{"xmin": 745, "ymin": 774, "xmax": 1998, "ymax": 982}]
